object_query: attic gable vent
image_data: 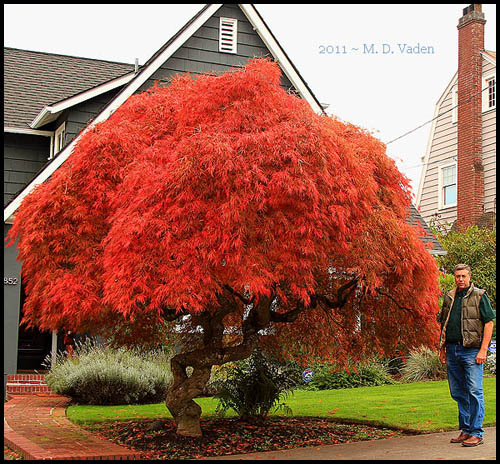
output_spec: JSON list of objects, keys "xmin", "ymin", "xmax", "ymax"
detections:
[{"xmin": 219, "ymin": 17, "xmax": 238, "ymax": 54}]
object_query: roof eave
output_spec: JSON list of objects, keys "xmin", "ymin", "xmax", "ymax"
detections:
[
  {"xmin": 30, "ymin": 106, "xmax": 56, "ymax": 129},
  {"xmin": 30, "ymin": 71, "xmax": 136, "ymax": 129},
  {"xmin": 4, "ymin": 126, "xmax": 53, "ymax": 136},
  {"xmin": 240, "ymin": 4, "xmax": 324, "ymax": 115},
  {"xmin": 481, "ymin": 50, "xmax": 497, "ymax": 66}
]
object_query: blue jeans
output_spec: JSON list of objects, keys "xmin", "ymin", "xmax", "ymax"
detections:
[{"xmin": 446, "ymin": 343, "xmax": 485, "ymax": 438}]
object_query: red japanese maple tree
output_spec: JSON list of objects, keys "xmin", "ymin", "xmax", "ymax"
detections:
[{"xmin": 7, "ymin": 58, "xmax": 440, "ymax": 436}]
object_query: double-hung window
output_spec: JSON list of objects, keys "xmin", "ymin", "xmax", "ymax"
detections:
[
  {"xmin": 482, "ymin": 73, "xmax": 496, "ymax": 111},
  {"xmin": 49, "ymin": 122, "xmax": 66, "ymax": 160},
  {"xmin": 438, "ymin": 163, "xmax": 457, "ymax": 209},
  {"xmin": 55, "ymin": 122, "xmax": 66, "ymax": 153}
]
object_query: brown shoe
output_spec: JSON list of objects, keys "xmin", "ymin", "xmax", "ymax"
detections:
[
  {"xmin": 462, "ymin": 436, "xmax": 484, "ymax": 447},
  {"xmin": 450, "ymin": 432, "xmax": 471, "ymax": 443}
]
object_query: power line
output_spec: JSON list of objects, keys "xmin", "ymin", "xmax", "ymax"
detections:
[
  {"xmin": 385, "ymin": 81, "xmax": 493, "ymax": 146},
  {"xmin": 399, "ymin": 148, "xmax": 497, "ymax": 171}
]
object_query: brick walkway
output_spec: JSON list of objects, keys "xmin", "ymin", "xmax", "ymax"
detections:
[{"xmin": 4, "ymin": 394, "xmax": 142, "ymax": 460}]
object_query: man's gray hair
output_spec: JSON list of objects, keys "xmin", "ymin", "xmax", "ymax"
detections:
[{"xmin": 454, "ymin": 264, "xmax": 471, "ymax": 275}]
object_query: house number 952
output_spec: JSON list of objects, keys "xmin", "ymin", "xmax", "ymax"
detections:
[{"xmin": 4, "ymin": 277, "xmax": 19, "ymax": 285}]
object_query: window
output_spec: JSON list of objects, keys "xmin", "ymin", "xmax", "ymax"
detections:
[
  {"xmin": 438, "ymin": 163, "xmax": 457, "ymax": 209},
  {"xmin": 50, "ymin": 122, "xmax": 66, "ymax": 159},
  {"xmin": 482, "ymin": 74, "xmax": 496, "ymax": 111},
  {"xmin": 219, "ymin": 17, "xmax": 237, "ymax": 54},
  {"xmin": 487, "ymin": 77, "xmax": 496, "ymax": 108}
]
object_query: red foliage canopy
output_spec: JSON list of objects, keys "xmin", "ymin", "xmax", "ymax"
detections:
[{"xmin": 7, "ymin": 58, "xmax": 440, "ymax": 361}]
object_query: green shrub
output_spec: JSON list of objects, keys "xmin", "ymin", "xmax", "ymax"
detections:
[
  {"xmin": 432, "ymin": 225, "xmax": 496, "ymax": 309},
  {"xmin": 214, "ymin": 349, "xmax": 300, "ymax": 420},
  {"xmin": 43, "ymin": 338, "xmax": 172, "ymax": 405},
  {"xmin": 303, "ymin": 364, "xmax": 351, "ymax": 390},
  {"xmin": 400, "ymin": 346, "xmax": 447, "ymax": 383},
  {"xmin": 303, "ymin": 358, "xmax": 396, "ymax": 391},
  {"xmin": 438, "ymin": 273, "xmax": 456, "ymax": 307}
]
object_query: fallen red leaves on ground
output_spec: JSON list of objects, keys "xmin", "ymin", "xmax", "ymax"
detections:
[{"xmin": 83, "ymin": 417, "xmax": 418, "ymax": 460}]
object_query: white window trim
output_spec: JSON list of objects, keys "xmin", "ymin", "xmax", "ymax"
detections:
[
  {"xmin": 451, "ymin": 84, "xmax": 458, "ymax": 124},
  {"xmin": 51, "ymin": 122, "xmax": 66, "ymax": 159},
  {"xmin": 219, "ymin": 17, "xmax": 238, "ymax": 54},
  {"xmin": 438, "ymin": 162, "xmax": 457, "ymax": 210},
  {"xmin": 482, "ymin": 72, "xmax": 496, "ymax": 112}
]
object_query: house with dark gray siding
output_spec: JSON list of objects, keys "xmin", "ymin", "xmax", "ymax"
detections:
[
  {"xmin": 4, "ymin": 4, "xmax": 444, "ymax": 391},
  {"xmin": 4, "ymin": 50, "xmax": 138, "ymax": 384}
]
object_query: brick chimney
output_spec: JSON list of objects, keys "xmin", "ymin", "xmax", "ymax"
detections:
[{"xmin": 456, "ymin": 4, "xmax": 486, "ymax": 230}]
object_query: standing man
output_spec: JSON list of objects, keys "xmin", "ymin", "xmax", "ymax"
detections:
[{"xmin": 438, "ymin": 264, "xmax": 495, "ymax": 447}]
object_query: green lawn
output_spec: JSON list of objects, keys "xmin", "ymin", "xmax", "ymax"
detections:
[{"xmin": 67, "ymin": 377, "xmax": 496, "ymax": 433}]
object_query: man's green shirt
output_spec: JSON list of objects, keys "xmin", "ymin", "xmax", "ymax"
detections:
[{"xmin": 445, "ymin": 285, "xmax": 496, "ymax": 345}]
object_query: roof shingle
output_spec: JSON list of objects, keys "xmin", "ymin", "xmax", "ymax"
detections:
[
  {"xmin": 4, "ymin": 47, "xmax": 135, "ymax": 129},
  {"xmin": 407, "ymin": 203, "xmax": 446, "ymax": 255}
]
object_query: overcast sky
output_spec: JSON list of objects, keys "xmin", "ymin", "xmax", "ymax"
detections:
[{"xmin": 4, "ymin": 4, "xmax": 497, "ymax": 196}]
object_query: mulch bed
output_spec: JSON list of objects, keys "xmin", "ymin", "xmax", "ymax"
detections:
[{"xmin": 83, "ymin": 417, "xmax": 419, "ymax": 460}]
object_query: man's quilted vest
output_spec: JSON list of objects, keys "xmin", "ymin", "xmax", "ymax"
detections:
[{"xmin": 437, "ymin": 283, "xmax": 486, "ymax": 349}]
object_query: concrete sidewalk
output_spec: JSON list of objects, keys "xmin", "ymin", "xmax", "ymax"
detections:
[{"xmin": 208, "ymin": 427, "xmax": 496, "ymax": 460}]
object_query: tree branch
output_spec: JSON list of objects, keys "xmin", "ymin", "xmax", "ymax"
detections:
[
  {"xmin": 316, "ymin": 277, "xmax": 359, "ymax": 309},
  {"xmin": 223, "ymin": 284, "xmax": 254, "ymax": 305},
  {"xmin": 316, "ymin": 300, "xmax": 347, "ymax": 330},
  {"xmin": 270, "ymin": 300, "xmax": 309, "ymax": 323},
  {"xmin": 376, "ymin": 289, "xmax": 412, "ymax": 312},
  {"xmin": 268, "ymin": 278, "xmax": 359, "ymax": 325}
]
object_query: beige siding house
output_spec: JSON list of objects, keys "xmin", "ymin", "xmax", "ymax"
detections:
[
  {"xmin": 416, "ymin": 50, "xmax": 496, "ymax": 229},
  {"xmin": 482, "ymin": 51, "xmax": 497, "ymax": 215}
]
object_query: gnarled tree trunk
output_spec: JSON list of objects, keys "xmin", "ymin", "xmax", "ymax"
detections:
[
  {"xmin": 164, "ymin": 292, "xmax": 267, "ymax": 436},
  {"xmin": 165, "ymin": 356, "xmax": 211, "ymax": 437},
  {"xmin": 163, "ymin": 286, "xmax": 323, "ymax": 437}
]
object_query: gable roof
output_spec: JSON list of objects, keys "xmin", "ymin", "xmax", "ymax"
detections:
[
  {"xmin": 4, "ymin": 47, "xmax": 136, "ymax": 131},
  {"xmin": 407, "ymin": 204, "xmax": 446, "ymax": 256},
  {"xmin": 482, "ymin": 49, "xmax": 496, "ymax": 64},
  {"xmin": 4, "ymin": 3, "xmax": 324, "ymax": 223},
  {"xmin": 132, "ymin": 4, "xmax": 324, "ymax": 113}
]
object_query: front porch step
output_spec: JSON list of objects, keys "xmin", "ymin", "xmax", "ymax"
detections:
[{"xmin": 6, "ymin": 374, "xmax": 52, "ymax": 395}]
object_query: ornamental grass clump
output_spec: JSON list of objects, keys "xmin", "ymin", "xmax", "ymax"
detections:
[
  {"xmin": 44, "ymin": 338, "xmax": 172, "ymax": 405},
  {"xmin": 400, "ymin": 346, "xmax": 447, "ymax": 382}
]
